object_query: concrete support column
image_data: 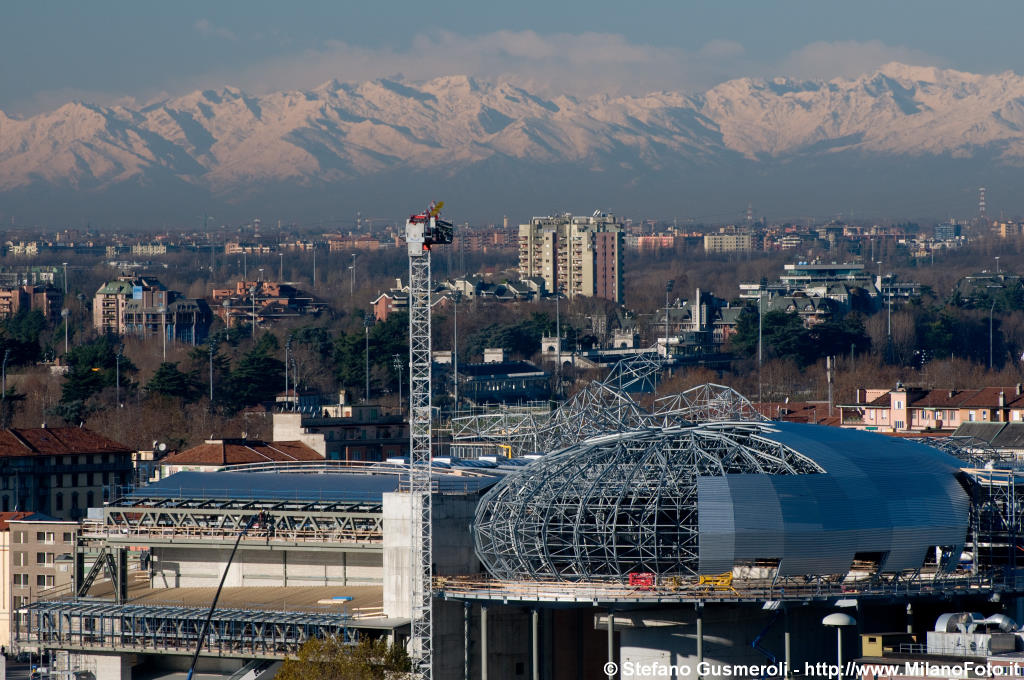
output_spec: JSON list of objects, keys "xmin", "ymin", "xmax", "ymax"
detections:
[
  {"xmin": 464, "ymin": 602, "xmax": 471, "ymax": 680},
  {"xmin": 906, "ymin": 602, "xmax": 914, "ymax": 634},
  {"xmin": 481, "ymin": 605, "xmax": 489, "ymax": 680},
  {"xmin": 532, "ymin": 608, "xmax": 540, "ymax": 680},
  {"xmin": 696, "ymin": 602, "xmax": 704, "ymax": 680},
  {"xmin": 784, "ymin": 606, "xmax": 792, "ymax": 680},
  {"xmin": 607, "ymin": 610, "xmax": 615, "ymax": 678}
]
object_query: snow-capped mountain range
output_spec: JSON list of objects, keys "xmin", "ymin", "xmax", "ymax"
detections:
[{"xmin": 3, "ymin": 62, "xmax": 1024, "ymax": 221}]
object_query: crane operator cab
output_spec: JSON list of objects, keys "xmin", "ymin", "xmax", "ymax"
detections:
[{"xmin": 406, "ymin": 200, "xmax": 454, "ymax": 256}]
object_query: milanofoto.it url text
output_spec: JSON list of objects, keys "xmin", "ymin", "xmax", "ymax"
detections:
[{"xmin": 604, "ymin": 661, "xmax": 1024, "ymax": 678}]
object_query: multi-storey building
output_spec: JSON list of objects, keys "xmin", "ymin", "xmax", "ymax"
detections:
[
  {"xmin": 94, "ymin": 275, "xmax": 210, "ymax": 343},
  {"xmin": 0, "ymin": 427, "xmax": 135, "ymax": 520},
  {"xmin": 703, "ymin": 231, "xmax": 754, "ymax": 253},
  {"xmin": 212, "ymin": 279, "xmax": 326, "ymax": 329},
  {"xmin": 0, "ymin": 285, "xmax": 63, "ymax": 323},
  {"xmin": 92, "ymin": 275, "xmax": 164, "ymax": 335},
  {"xmin": 518, "ymin": 212, "xmax": 623, "ymax": 303},
  {"xmin": 7, "ymin": 514, "xmax": 77, "ymax": 647},
  {"xmin": 838, "ymin": 384, "xmax": 1024, "ymax": 433}
]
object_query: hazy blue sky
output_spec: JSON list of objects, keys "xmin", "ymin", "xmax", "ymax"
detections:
[{"xmin": 2, "ymin": 1, "xmax": 1021, "ymax": 115}]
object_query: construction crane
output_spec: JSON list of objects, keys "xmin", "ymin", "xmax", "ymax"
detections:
[{"xmin": 405, "ymin": 201, "xmax": 452, "ymax": 679}]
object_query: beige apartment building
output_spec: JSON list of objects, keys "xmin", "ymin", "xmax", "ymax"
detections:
[
  {"xmin": 2, "ymin": 513, "xmax": 76, "ymax": 650},
  {"xmin": 518, "ymin": 212, "xmax": 623, "ymax": 302},
  {"xmin": 703, "ymin": 231, "xmax": 754, "ymax": 253}
]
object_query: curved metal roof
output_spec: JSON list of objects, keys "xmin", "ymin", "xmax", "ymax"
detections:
[{"xmin": 473, "ymin": 421, "xmax": 969, "ymax": 582}]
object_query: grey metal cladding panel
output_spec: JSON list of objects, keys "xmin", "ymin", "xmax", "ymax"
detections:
[
  {"xmin": 884, "ymin": 526, "xmax": 947, "ymax": 572},
  {"xmin": 772, "ymin": 476, "xmax": 858, "ymax": 575},
  {"xmin": 697, "ymin": 476, "xmax": 736, "ymax": 574},
  {"xmin": 727, "ymin": 476, "xmax": 785, "ymax": 560}
]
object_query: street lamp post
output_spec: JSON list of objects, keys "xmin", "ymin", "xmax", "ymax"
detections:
[
  {"xmin": 61, "ymin": 308, "xmax": 69, "ymax": 355},
  {"xmin": 991, "ymin": 300, "xmax": 996, "ymax": 371},
  {"xmin": 209, "ymin": 340, "xmax": 216, "ymax": 404},
  {"xmin": 664, "ymin": 280, "xmax": 675, "ymax": 361},
  {"xmin": 393, "ymin": 354, "xmax": 403, "ymax": 410},
  {"xmin": 364, "ymin": 316, "xmax": 373, "ymax": 401},
  {"xmin": 158, "ymin": 306, "xmax": 168, "ymax": 361},
  {"xmin": 758, "ymin": 290, "xmax": 764, "ymax": 404},
  {"xmin": 115, "ymin": 348, "xmax": 123, "ymax": 407},
  {"xmin": 284, "ymin": 335, "xmax": 293, "ymax": 407},
  {"xmin": 822, "ymin": 613, "xmax": 857, "ymax": 680},
  {"xmin": 453, "ymin": 293, "xmax": 460, "ymax": 410},
  {"xmin": 349, "ymin": 254, "xmax": 357, "ymax": 297},
  {"xmin": 249, "ymin": 286, "xmax": 257, "ymax": 340},
  {"xmin": 2, "ymin": 348, "xmax": 9, "ymax": 400}
]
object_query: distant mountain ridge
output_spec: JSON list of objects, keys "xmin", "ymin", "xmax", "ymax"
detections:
[{"xmin": 3, "ymin": 63, "xmax": 1024, "ymax": 221}]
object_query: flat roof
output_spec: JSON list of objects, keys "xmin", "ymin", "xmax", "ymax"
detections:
[{"xmin": 132, "ymin": 468, "xmax": 497, "ymax": 503}]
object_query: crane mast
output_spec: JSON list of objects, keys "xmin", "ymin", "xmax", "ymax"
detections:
[{"xmin": 405, "ymin": 202, "xmax": 452, "ymax": 680}]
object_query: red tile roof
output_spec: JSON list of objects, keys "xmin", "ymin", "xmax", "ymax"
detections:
[
  {"xmin": 161, "ymin": 439, "xmax": 323, "ymax": 466},
  {"xmin": 0, "ymin": 427, "xmax": 133, "ymax": 458},
  {"xmin": 0, "ymin": 511, "xmax": 32, "ymax": 531}
]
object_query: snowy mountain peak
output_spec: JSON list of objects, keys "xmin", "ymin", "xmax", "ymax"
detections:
[{"xmin": 5, "ymin": 63, "xmax": 1024, "ymax": 215}]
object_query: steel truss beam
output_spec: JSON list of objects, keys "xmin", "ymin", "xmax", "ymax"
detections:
[{"xmin": 18, "ymin": 600, "xmax": 353, "ymax": 659}]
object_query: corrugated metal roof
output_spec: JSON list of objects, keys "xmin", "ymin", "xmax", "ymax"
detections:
[
  {"xmin": 951, "ymin": 422, "xmax": 1006, "ymax": 442},
  {"xmin": 989, "ymin": 423, "xmax": 1024, "ymax": 449}
]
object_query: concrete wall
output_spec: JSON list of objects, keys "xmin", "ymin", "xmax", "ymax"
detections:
[
  {"xmin": 382, "ymin": 492, "xmax": 480, "ymax": 619},
  {"xmin": 271, "ymin": 413, "xmax": 327, "ymax": 455},
  {"xmin": 150, "ymin": 546, "xmax": 381, "ymax": 588}
]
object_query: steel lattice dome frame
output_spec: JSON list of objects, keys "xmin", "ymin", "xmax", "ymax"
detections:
[
  {"xmin": 472, "ymin": 421, "xmax": 970, "ymax": 582},
  {"xmin": 473, "ymin": 423, "xmax": 825, "ymax": 581}
]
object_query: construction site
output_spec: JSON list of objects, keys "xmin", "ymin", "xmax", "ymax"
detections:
[{"xmin": 15, "ymin": 208, "xmax": 1024, "ymax": 679}]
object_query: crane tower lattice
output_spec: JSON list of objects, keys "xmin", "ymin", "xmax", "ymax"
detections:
[{"xmin": 405, "ymin": 203, "xmax": 452, "ymax": 680}]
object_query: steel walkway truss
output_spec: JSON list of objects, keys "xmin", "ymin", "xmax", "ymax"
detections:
[{"xmin": 18, "ymin": 600, "xmax": 353, "ymax": 659}]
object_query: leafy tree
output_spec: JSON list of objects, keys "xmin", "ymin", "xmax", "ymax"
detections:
[
  {"xmin": 333, "ymin": 313, "xmax": 409, "ymax": 398},
  {"xmin": 464, "ymin": 312, "xmax": 555, "ymax": 360},
  {"xmin": 146, "ymin": 362, "xmax": 203, "ymax": 403},
  {"xmin": 61, "ymin": 336, "xmax": 136, "ymax": 404},
  {"xmin": 221, "ymin": 343, "xmax": 284, "ymax": 411},
  {"xmin": 730, "ymin": 308, "xmax": 869, "ymax": 367},
  {"xmin": 0, "ymin": 310, "xmax": 47, "ymax": 365},
  {"xmin": 276, "ymin": 636, "xmax": 410, "ymax": 680}
]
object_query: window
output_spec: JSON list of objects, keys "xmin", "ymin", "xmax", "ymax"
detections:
[
  {"xmin": 13, "ymin": 552, "xmax": 26, "ymax": 566},
  {"xmin": 13, "ymin": 574, "xmax": 28, "ymax": 587},
  {"xmin": 36, "ymin": 574, "xmax": 53, "ymax": 588},
  {"xmin": 37, "ymin": 531, "xmax": 54, "ymax": 544},
  {"xmin": 35, "ymin": 552, "xmax": 54, "ymax": 565},
  {"xmin": 62, "ymin": 532, "xmax": 72, "ymax": 543},
  {"xmin": 56, "ymin": 493, "xmax": 63, "ymax": 512},
  {"xmin": 970, "ymin": 411, "xmax": 976, "ymax": 422},
  {"xmin": 54, "ymin": 473, "xmax": 63, "ymax": 488},
  {"xmin": 86, "ymin": 491, "xmax": 95, "ymax": 508}
]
